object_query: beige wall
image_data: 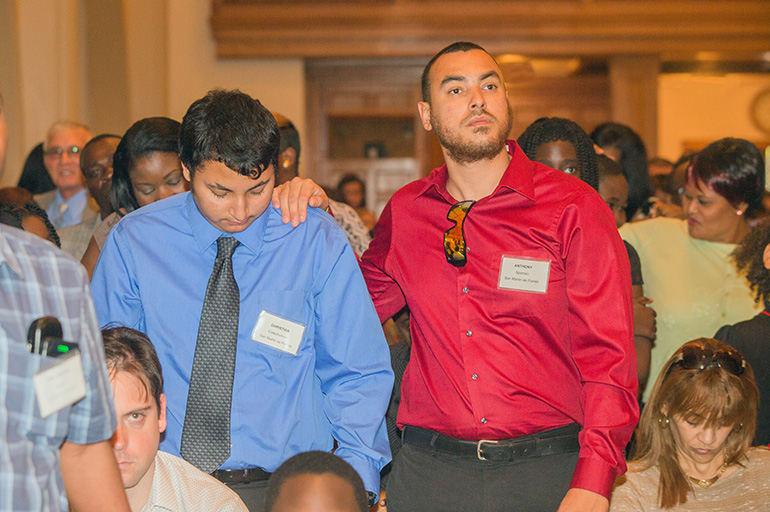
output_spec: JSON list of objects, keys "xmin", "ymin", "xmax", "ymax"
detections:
[
  {"xmin": 0, "ymin": 0, "xmax": 84, "ymax": 186},
  {"xmin": 0, "ymin": 0, "xmax": 306, "ymax": 186},
  {"xmin": 167, "ymin": 0, "xmax": 306, "ymax": 172},
  {"xmin": 658, "ymin": 73, "xmax": 770, "ymax": 161}
]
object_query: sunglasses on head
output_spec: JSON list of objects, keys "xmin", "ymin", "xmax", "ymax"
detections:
[
  {"xmin": 444, "ymin": 200, "xmax": 475, "ymax": 267},
  {"xmin": 667, "ymin": 344, "xmax": 745, "ymax": 377}
]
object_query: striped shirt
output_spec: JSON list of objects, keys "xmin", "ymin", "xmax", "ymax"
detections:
[{"xmin": 0, "ymin": 224, "xmax": 116, "ymax": 512}]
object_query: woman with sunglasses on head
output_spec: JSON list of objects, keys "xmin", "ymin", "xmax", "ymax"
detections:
[
  {"xmin": 620, "ymin": 138, "xmax": 764, "ymax": 402},
  {"xmin": 610, "ymin": 338, "xmax": 770, "ymax": 511}
]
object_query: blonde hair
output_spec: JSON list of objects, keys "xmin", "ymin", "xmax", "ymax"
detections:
[{"xmin": 632, "ymin": 338, "xmax": 758, "ymax": 508}]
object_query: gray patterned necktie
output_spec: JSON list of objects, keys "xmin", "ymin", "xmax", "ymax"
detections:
[{"xmin": 180, "ymin": 236, "xmax": 240, "ymax": 473}]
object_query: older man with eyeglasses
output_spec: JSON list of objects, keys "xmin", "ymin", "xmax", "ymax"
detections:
[{"xmin": 34, "ymin": 121, "xmax": 98, "ymax": 230}]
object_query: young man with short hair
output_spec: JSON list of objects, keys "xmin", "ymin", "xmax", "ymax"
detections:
[
  {"xmin": 102, "ymin": 327, "xmax": 248, "ymax": 512},
  {"xmin": 91, "ymin": 89, "xmax": 393, "ymax": 511}
]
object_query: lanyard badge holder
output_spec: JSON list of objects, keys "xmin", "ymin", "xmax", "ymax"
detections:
[{"xmin": 28, "ymin": 316, "xmax": 86, "ymax": 418}]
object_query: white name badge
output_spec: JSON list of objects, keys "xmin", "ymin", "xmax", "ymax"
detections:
[
  {"xmin": 33, "ymin": 352, "xmax": 87, "ymax": 418},
  {"xmin": 251, "ymin": 311, "xmax": 306, "ymax": 356},
  {"xmin": 498, "ymin": 256, "xmax": 551, "ymax": 294}
]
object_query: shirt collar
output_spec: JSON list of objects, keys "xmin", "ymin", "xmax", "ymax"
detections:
[
  {"xmin": 416, "ymin": 141, "xmax": 536, "ymax": 204},
  {"xmin": 185, "ymin": 192, "xmax": 267, "ymax": 256},
  {"xmin": 67, "ymin": 188, "xmax": 88, "ymax": 210},
  {"xmin": 51, "ymin": 187, "xmax": 87, "ymax": 208},
  {"xmin": 142, "ymin": 454, "xmax": 174, "ymax": 511}
]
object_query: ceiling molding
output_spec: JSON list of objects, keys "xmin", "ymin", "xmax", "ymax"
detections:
[{"xmin": 211, "ymin": 0, "xmax": 770, "ymax": 59}]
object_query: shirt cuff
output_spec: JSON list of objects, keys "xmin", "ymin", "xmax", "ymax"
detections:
[
  {"xmin": 341, "ymin": 455, "xmax": 381, "ymax": 496},
  {"xmin": 569, "ymin": 455, "xmax": 621, "ymax": 500}
]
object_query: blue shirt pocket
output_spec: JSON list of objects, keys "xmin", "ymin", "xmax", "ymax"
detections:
[{"xmin": 245, "ymin": 290, "xmax": 309, "ymax": 360}]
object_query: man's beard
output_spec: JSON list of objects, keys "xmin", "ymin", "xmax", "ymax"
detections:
[{"xmin": 431, "ymin": 105, "xmax": 513, "ymax": 165}]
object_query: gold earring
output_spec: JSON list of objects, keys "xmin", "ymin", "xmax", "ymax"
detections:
[
  {"xmin": 282, "ymin": 160, "xmax": 291, "ymax": 169},
  {"xmin": 659, "ymin": 415, "xmax": 669, "ymax": 429}
]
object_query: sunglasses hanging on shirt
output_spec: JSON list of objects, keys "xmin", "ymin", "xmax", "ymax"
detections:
[{"xmin": 444, "ymin": 200, "xmax": 475, "ymax": 267}]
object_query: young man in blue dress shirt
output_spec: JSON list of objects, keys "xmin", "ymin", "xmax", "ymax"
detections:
[{"xmin": 91, "ymin": 89, "xmax": 393, "ymax": 511}]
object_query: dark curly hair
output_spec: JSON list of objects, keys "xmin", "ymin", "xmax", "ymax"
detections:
[
  {"xmin": 734, "ymin": 217, "xmax": 770, "ymax": 309},
  {"xmin": 517, "ymin": 117, "xmax": 599, "ymax": 190}
]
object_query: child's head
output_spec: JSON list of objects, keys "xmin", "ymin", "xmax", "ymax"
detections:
[
  {"xmin": 265, "ymin": 451, "xmax": 368, "ymax": 512},
  {"xmin": 733, "ymin": 217, "xmax": 770, "ymax": 310},
  {"xmin": 517, "ymin": 117, "xmax": 599, "ymax": 190},
  {"xmin": 597, "ymin": 154, "xmax": 628, "ymax": 229}
]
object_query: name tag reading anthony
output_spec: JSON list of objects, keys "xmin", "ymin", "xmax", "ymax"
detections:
[
  {"xmin": 33, "ymin": 352, "xmax": 87, "ymax": 418},
  {"xmin": 498, "ymin": 255, "xmax": 551, "ymax": 294},
  {"xmin": 251, "ymin": 311, "xmax": 306, "ymax": 356}
]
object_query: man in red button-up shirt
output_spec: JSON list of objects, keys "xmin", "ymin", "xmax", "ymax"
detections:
[
  {"xmin": 366, "ymin": 42, "xmax": 638, "ymax": 512},
  {"xmin": 273, "ymin": 42, "xmax": 638, "ymax": 512}
]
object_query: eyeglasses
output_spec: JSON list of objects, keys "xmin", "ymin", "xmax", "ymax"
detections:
[
  {"xmin": 668, "ymin": 344, "xmax": 745, "ymax": 376},
  {"xmin": 444, "ymin": 200, "xmax": 475, "ymax": 267},
  {"xmin": 44, "ymin": 146, "xmax": 81, "ymax": 159}
]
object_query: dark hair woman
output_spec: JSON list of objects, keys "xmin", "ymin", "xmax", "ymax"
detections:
[
  {"xmin": 81, "ymin": 117, "xmax": 189, "ymax": 278},
  {"xmin": 620, "ymin": 138, "xmax": 765, "ymax": 402},
  {"xmin": 591, "ymin": 122, "xmax": 651, "ymax": 221}
]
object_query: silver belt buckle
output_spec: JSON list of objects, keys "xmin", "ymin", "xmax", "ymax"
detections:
[{"xmin": 476, "ymin": 439, "xmax": 499, "ymax": 461}]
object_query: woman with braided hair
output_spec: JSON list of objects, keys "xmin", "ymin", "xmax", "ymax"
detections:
[
  {"xmin": 517, "ymin": 116, "xmax": 599, "ymax": 190},
  {"xmin": 519, "ymin": 117, "xmax": 656, "ymax": 397},
  {"xmin": 0, "ymin": 201, "xmax": 61, "ymax": 247}
]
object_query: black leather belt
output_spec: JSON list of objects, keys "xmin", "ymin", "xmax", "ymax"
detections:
[
  {"xmin": 211, "ymin": 467, "xmax": 272, "ymax": 484},
  {"xmin": 402, "ymin": 423, "xmax": 581, "ymax": 462}
]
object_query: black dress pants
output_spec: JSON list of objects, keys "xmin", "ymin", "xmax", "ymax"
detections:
[
  {"xmin": 386, "ymin": 441, "xmax": 579, "ymax": 512},
  {"xmin": 228, "ymin": 479, "xmax": 269, "ymax": 512}
]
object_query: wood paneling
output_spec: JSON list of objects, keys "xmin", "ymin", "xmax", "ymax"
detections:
[
  {"xmin": 211, "ymin": 0, "xmax": 770, "ymax": 58},
  {"xmin": 306, "ymin": 60, "xmax": 426, "ymax": 215}
]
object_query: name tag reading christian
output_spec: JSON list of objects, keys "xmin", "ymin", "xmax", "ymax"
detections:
[
  {"xmin": 252, "ymin": 311, "xmax": 306, "ymax": 356},
  {"xmin": 498, "ymin": 256, "xmax": 551, "ymax": 294}
]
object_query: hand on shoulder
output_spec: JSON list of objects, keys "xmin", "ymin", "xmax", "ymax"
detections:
[{"xmin": 271, "ymin": 177, "xmax": 329, "ymax": 226}]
